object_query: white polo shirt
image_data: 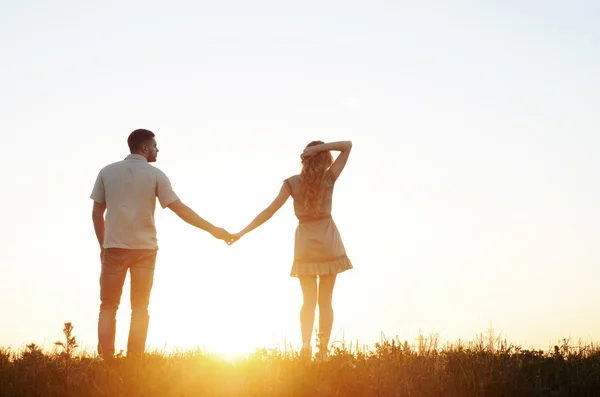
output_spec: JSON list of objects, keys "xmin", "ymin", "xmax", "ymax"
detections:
[{"xmin": 90, "ymin": 154, "xmax": 179, "ymax": 250}]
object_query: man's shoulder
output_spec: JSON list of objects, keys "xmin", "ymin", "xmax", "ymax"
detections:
[
  {"xmin": 98, "ymin": 160, "xmax": 124, "ymax": 175},
  {"xmin": 149, "ymin": 164, "xmax": 169, "ymax": 179},
  {"xmin": 97, "ymin": 160, "xmax": 170, "ymax": 182},
  {"xmin": 100, "ymin": 158, "xmax": 157, "ymax": 172}
]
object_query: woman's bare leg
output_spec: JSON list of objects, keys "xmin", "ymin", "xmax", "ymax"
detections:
[
  {"xmin": 317, "ymin": 274, "xmax": 337, "ymax": 353},
  {"xmin": 298, "ymin": 276, "xmax": 318, "ymax": 350}
]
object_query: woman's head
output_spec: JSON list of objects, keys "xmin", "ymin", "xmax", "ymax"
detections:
[
  {"xmin": 301, "ymin": 140, "xmax": 333, "ymax": 170},
  {"xmin": 300, "ymin": 140, "xmax": 333, "ymax": 215}
]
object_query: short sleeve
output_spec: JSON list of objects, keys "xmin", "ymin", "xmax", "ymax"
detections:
[
  {"xmin": 283, "ymin": 175, "xmax": 296, "ymax": 196},
  {"xmin": 156, "ymin": 169, "xmax": 180, "ymax": 208},
  {"xmin": 90, "ymin": 171, "xmax": 106, "ymax": 205}
]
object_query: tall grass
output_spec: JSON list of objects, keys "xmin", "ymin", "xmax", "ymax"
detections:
[{"xmin": 1, "ymin": 323, "xmax": 599, "ymax": 396}]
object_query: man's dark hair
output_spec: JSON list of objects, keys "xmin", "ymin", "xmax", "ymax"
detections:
[{"xmin": 128, "ymin": 129, "xmax": 155, "ymax": 153}]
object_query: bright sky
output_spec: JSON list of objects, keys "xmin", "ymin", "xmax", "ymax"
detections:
[{"xmin": 2, "ymin": 0, "xmax": 599, "ymax": 356}]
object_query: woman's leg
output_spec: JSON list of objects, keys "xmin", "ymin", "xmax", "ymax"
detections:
[
  {"xmin": 317, "ymin": 274, "xmax": 337, "ymax": 352},
  {"xmin": 298, "ymin": 276, "xmax": 318, "ymax": 349}
]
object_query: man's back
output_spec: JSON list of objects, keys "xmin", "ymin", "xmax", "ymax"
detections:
[
  {"xmin": 91, "ymin": 129, "xmax": 232, "ymax": 360},
  {"xmin": 90, "ymin": 154, "xmax": 179, "ymax": 250}
]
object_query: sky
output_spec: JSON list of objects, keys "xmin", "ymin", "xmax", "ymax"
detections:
[{"xmin": 1, "ymin": 0, "xmax": 599, "ymax": 356}]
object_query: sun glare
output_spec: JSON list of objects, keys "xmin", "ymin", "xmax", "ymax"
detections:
[{"xmin": 107, "ymin": 219, "xmax": 300, "ymax": 359}]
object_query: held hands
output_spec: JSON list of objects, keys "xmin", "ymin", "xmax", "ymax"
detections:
[
  {"xmin": 211, "ymin": 227, "xmax": 235, "ymax": 245},
  {"xmin": 211, "ymin": 227, "xmax": 245, "ymax": 246},
  {"xmin": 227, "ymin": 232, "xmax": 244, "ymax": 246}
]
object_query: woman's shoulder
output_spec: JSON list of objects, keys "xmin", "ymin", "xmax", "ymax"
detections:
[
  {"xmin": 283, "ymin": 174, "xmax": 300, "ymax": 193},
  {"xmin": 284, "ymin": 174, "xmax": 300, "ymax": 182}
]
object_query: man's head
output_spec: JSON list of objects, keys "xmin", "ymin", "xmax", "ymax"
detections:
[{"xmin": 128, "ymin": 129, "xmax": 159, "ymax": 162}]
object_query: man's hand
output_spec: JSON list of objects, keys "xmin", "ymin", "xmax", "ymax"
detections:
[
  {"xmin": 211, "ymin": 227, "xmax": 234, "ymax": 244},
  {"xmin": 227, "ymin": 232, "xmax": 243, "ymax": 246}
]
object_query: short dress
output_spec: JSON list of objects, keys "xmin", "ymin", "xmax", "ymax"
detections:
[{"xmin": 283, "ymin": 171, "xmax": 353, "ymax": 277}]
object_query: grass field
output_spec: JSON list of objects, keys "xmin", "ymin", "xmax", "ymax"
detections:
[{"xmin": 1, "ymin": 323, "xmax": 600, "ymax": 396}]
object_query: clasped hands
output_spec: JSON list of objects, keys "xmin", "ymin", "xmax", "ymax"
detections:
[{"xmin": 210, "ymin": 227, "xmax": 243, "ymax": 246}]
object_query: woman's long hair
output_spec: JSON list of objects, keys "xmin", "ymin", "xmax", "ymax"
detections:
[{"xmin": 300, "ymin": 140, "xmax": 334, "ymax": 215}]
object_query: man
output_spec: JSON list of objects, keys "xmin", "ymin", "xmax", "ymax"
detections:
[{"xmin": 90, "ymin": 129, "xmax": 231, "ymax": 359}]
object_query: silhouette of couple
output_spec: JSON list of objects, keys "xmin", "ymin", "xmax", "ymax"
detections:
[{"xmin": 91, "ymin": 129, "xmax": 353, "ymax": 360}]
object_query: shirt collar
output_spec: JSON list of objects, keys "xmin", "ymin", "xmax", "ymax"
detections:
[{"xmin": 125, "ymin": 154, "xmax": 148, "ymax": 162}]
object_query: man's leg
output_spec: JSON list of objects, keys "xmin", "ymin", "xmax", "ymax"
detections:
[
  {"xmin": 127, "ymin": 249, "xmax": 157, "ymax": 357},
  {"xmin": 98, "ymin": 248, "xmax": 129, "ymax": 359}
]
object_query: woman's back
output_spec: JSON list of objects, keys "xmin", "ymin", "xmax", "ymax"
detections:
[{"xmin": 284, "ymin": 171, "xmax": 336, "ymax": 222}]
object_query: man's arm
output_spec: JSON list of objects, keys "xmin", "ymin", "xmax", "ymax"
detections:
[
  {"xmin": 90, "ymin": 169, "xmax": 107, "ymax": 255},
  {"xmin": 167, "ymin": 199, "xmax": 230, "ymax": 240},
  {"xmin": 92, "ymin": 201, "xmax": 107, "ymax": 251}
]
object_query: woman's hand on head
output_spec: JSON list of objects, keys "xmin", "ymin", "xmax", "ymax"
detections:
[{"xmin": 300, "ymin": 146, "xmax": 320, "ymax": 160}]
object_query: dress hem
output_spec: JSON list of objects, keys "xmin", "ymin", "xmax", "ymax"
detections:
[{"xmin": 290, "ymin": 256, "xmax": 353, "ymax": 277}]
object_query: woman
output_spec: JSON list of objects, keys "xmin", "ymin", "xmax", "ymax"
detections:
[{"xmin": 231, "ymin": 140, "xmax": 353, "ymax": 359}]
